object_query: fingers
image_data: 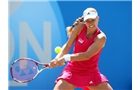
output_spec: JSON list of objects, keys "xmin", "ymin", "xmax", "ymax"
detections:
[
  {"xmin": 49, "ymin": 59, "xmax": 59, "ymax": 68},
  {"xmin": 49, "ymin": 59, "xmax": 66, "ymax": 68}
]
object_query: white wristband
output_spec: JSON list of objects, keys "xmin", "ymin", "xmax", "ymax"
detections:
[{"xmin": 63, "ymin": 54, "xmax": 71, "ymax": 62}]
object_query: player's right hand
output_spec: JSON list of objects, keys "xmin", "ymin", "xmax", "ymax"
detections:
[
  {"xmin": 49, "ymin": 59, "xmax": 58, "ymax": 68},
  {"xmin": 49, "ymin": 58, "xmax": 65, "ymax": 68}
]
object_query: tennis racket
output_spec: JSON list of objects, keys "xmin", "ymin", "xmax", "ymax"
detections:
[{"xmin": 10, "ymin": 57, "xmax": 50, "ymax": 83}]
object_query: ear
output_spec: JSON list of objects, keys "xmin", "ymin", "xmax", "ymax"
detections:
[{"xmin": 97, "ymin": 16, "xmax": 100, "ymax": 21}]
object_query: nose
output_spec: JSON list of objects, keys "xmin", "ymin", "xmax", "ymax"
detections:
[
  {"xmin": 88, "ymin": 21, "xmax": 93, "ymax": 24},
  {"xmin": 88, "ymin": 22, "xmax": 92, "ymax": 25}
]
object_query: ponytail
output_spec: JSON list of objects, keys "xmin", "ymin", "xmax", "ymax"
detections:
[{"xmin": 66, "ymin": 16, "xmax": 84, "ymax": 37}]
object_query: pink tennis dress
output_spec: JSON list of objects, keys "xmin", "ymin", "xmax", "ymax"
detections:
[{"xmin": 55, "ymin": 24, "xmax": 108, "ymax": 89}]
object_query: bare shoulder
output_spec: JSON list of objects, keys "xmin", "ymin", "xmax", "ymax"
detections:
[
  {"xmin": 94, "ymin": 30, "xmax": 107, "ymax": 47},
  {"xmin": 76, "ymin": 22, "xmax": 84, "ymax": 28},
  {"xmin": 74, "ymin": 22, "xmax": 84, "ymax": 35},
  {"xmin": 95, "ymin": 30, "xmax": 107, "ymax": 41},
  {"xmin": 68, "ymin": 22, "xmax": 84, "ymax": 40}
]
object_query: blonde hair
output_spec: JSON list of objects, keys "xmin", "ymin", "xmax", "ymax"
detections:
[{"xmin": 66, "ymin": 16, "xmax": 84, "ymax": 36}]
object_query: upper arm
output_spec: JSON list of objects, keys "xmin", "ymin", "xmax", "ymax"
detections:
[
  {"xmin": 86, "ymin": 31, "xmax": 107, "ymax": 58},
  {"xmin": 65, "ymin": 23, "xmax": 84, "ymax": 48},
  {"xmin": 54, "ymin": 23, "xmax": 84, "ymax": 59}
]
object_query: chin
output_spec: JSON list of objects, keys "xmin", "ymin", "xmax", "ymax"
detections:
[{"xmin": 88, "ymin": 27, "xmax": 96, "ymax": 30}]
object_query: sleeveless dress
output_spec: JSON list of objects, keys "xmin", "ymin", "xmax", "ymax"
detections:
[{"xmin": 55, "ymin": 24, "xmax": 108, "ymax": 89}]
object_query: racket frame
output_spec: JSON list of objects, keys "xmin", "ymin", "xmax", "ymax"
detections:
[{"xmin": 10, "ymin": 57, "xmax": 49, "ymax": 83}]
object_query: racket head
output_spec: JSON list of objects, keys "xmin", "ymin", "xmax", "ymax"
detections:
[{"xmin": 10, "ymin": 58, "xmax": 49, "ymax": 83}]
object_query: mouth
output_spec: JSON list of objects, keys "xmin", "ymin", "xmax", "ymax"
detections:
[{"xmin": 89, "ymin": 25, "xmax": 94, "ymax": 28}]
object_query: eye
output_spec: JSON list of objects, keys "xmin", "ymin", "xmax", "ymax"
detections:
[
  {"xmin": 85, "ymin": 20, "xmax": 90, "ymax": 23},
  {"xmin": 92, "ymin": 19, "xmax": 95, "ymax": 21},
  {"xmin": 85, "ymin": 19, "xmax": 95, "ymax": 23},
  {"xmin": 91, "ymin": 19, "xmax": 96, "ymax": 22}
]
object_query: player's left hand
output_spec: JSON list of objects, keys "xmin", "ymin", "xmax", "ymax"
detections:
[
  {"xmin": 49, "ymin": 59, "xmax": 59, "ymax": 68},
  {"xmin": 57, "ymin": 57, "xmax": 66, "ymax": 66},
  {"xmin": 49, "ymin": 58, "xmax": 65, "ymax": 68}
]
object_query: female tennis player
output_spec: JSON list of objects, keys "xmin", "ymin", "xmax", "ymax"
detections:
[{"xmin": 49, "ymin": 7, "xmax": 113, "ymax": 90}]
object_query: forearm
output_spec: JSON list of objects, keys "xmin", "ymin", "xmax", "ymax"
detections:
[
  {"xmin": 68, "ymin": 38, "xmax": 105, "ymax": 61},
  {"xmin": 69, "ymin": 52, "xmax": 89, "ymax": 61},
  {"xmin": 64, "ymin": 47, "xmax": 101, "ymax": 61},
  {"xmin": 62, "ymin": 52, "xmax": 89, "ymax": 62}
]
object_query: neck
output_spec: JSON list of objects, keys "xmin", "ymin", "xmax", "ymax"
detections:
[{"xmin": 87, "ymin": 28, "xmax": 97, "ymax": 35}]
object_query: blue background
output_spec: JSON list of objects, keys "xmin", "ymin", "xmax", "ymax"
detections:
[{"xmin": 8, "ymin": 1, "xmax": 132, "ymax": 90}]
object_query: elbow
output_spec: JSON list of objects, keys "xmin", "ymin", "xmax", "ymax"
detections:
[
  {"xmin": 83, "ymin": 53, "xmax": 91, "ymax": 60},
  {"xmin": 65, "ymin": 44, "xmax": 72, "ymax": 50},
  {"xmin": 101, "ymin": 36, "xmax": 106, "ymax": 48}
]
